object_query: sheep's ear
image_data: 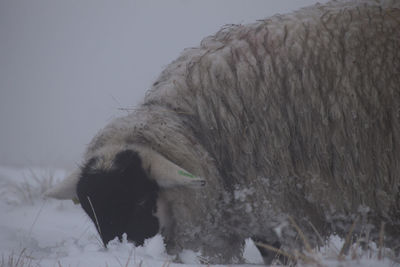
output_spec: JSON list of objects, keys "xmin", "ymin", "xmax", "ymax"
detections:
[
  {"xmin": 45, "ymin": 169, "xmax": 80, "ymax": 201},
  {"xmin": 137, "ymin": 146, "xmax": 206, "ymax": 188}
]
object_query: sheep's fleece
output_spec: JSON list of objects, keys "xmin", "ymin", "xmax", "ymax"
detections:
[{"xmin": 49, "ymin": 0, "xmax": 400, "ymax": 263}]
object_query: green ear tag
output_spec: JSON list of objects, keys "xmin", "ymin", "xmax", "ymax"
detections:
[{"xmin": 178, "ymin": 170, "xmax": 195, "ymax": 178}]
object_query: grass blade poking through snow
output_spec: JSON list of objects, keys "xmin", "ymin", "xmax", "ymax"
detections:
[{"xmin": 87, "ymin": 196, "xmax": 104, "ymax": 247}]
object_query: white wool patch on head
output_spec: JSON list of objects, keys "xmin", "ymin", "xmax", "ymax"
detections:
[
  {"xmin": 84, "ymin": 144, "xmax": 206, "ymax": 189},
  {"xmin": 87, "ymin": 144, "xmax": 129, "ymax": 171}
]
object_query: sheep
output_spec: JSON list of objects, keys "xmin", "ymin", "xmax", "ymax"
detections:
[{"xmin": 47, "ymin": 0, "xmax": 400, "ymax": 264}]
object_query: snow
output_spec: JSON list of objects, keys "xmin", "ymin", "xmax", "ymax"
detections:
[{"xmin": 0, "ymin": 166, "xmax": 397, "ymax": 267}]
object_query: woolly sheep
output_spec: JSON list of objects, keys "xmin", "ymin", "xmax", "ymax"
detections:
[{"xmin": 47, "ymin": 0, "xmax": 400, "ymax": 264}]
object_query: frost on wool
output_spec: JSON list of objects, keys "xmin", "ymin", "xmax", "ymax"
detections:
[{"xmin": 47, "ymin": 0, "xmax": 400, "ymax": 264}]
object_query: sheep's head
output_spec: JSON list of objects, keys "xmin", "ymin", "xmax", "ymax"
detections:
[
  {"xmin": 46, "ymin": 145, "xmax": 206, "ymax": 247},
  {"xmin": 77, "ymin": 149, "xmax": 160, "ymax": 246}
]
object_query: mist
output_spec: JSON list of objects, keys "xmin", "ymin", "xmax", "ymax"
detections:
[{"xmin": 0, "ymin": 0, "xmax": 328, "ymax": 169}]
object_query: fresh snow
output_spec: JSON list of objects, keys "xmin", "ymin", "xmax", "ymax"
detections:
[{"xmin": 0, "ymin": 166, "xmax": 397, "ymax": 266}]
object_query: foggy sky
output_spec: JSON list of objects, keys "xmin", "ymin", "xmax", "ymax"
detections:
[{"xmin": 0, "ymin": 0, "xmax": 328, "ymax": 169}]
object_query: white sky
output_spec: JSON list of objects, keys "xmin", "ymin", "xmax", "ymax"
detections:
[{"xmin": 0, "ymin": 0, "xmax": 329, "ymax": 169}]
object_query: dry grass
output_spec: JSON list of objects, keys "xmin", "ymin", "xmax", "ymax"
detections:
[
  {"xmin": 0, "ymin": 168, "xmax": 57, "ymax": 205},
  {"xmin": 0, "ymin": 249, "xmax": 36, "ymax": 267},
  {"xmin": 338, "ymin": 216, "xmax": 359, "ymax": 259}
]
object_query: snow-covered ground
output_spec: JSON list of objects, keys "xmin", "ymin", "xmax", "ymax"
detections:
[{"xmin": 0, "ymin": 166, "xmax": 397, "ymax": 267}]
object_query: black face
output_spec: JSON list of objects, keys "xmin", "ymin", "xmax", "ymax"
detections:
[{"xmin": 77, "ymin": 150, "xmax": 160, "ymax": 247}]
